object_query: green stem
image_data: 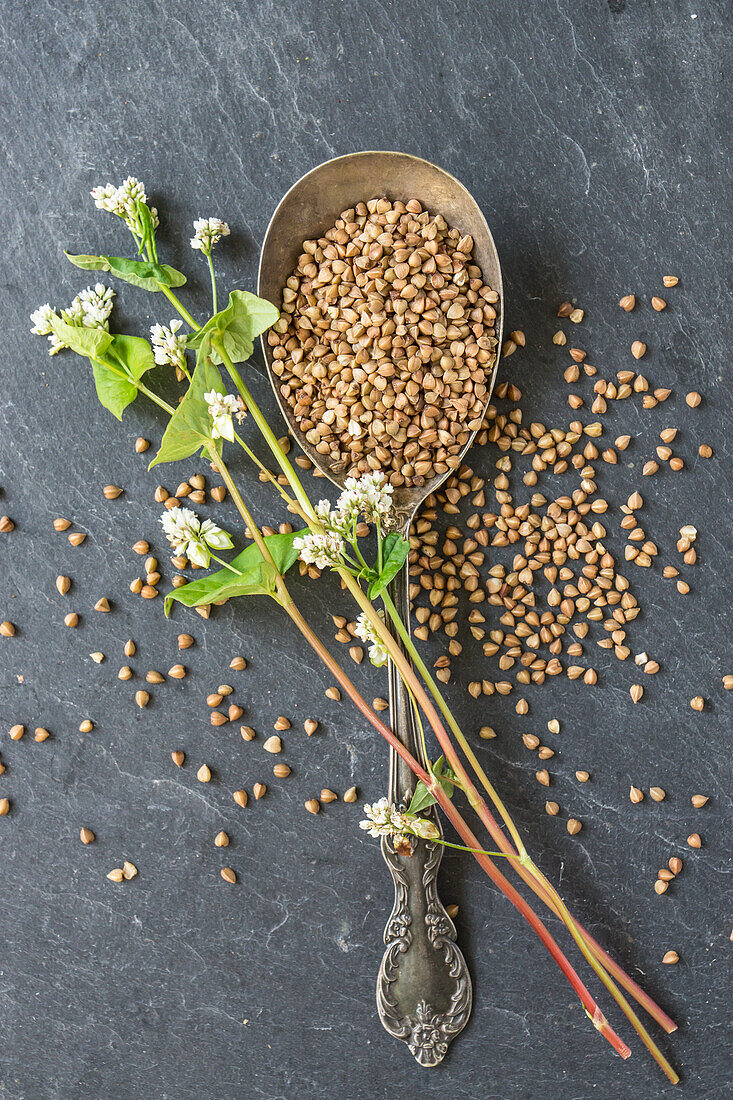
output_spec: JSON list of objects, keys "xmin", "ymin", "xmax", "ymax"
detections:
[
  {"xmin": 137, "ymin": 380, "xmax": 175, "ymax": 416},
  {"xmin": 350, "ymin": 533, "xmax": 370, "ymax": 572},
  {"xmin": 435, "ymin": 838, "xmax": 522, "ymax": 860},
  {"xmin": 159, "ymin": 285, "xmax": 200, "ymax": 330},
  {"xmin": 209, "ymin": 552, "xmax": 244, "ymax": 576},
  {"xmin": 233, "ymin": 432, "xmax": 300, "ymax": 511},
  {"xmin": 206, "ymin": 252, "xmax": 218, "ymax": 313},
  {"xmin": 92, "ymin": 354, "xmax": 175, "ymax": 418},
  {"xmin": 204, "ymin": 443, "xmax": 288, "ymax": 604}
]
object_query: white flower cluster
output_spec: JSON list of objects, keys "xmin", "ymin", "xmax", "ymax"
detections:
[
  {"xmin": 90, "ymin": 176, "xmax": 159, "ymax": 234},
  {"xmin": 160, "ymin": 506, "xmax": 233, "ymax": 568},
  {"xmin": 294, "ymin": 472, "xmax": 395, "ymax": 573},
  {"xmin": 337, "ymin": 471, "xmax": 394, "ymax": 525},
  {"xmin": 359, "ymin": 798, "xmax": 440, "ymax": 846},
  {"xmin": 190, "ymin": 217, "xmax": 230, "ymax": 254},
  {"xmin": 292, "ymin": 529, "xmax": 345, "ymax": 571},
  {"xmin": 203, "ymin": 389, "xmax": 243, "ymax": 442},
  {"xmin": 30, "ymin": 284, "xmax": 115, "ymax": 355},
  {"xmin": 353, "ymin": 611, "xmax": 389, "ymax": 667},
  {"xmin": 74, "ymin": 283, "xmax": 115, "ymax": 327},
  {"xmin": 150, "ymin": 319, "xmax": 188, "ymax": 372}
]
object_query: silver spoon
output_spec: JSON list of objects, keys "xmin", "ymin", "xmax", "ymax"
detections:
[{"xmin": 258, "ymin": 151, "xmax": 503, "ymax": 1066}]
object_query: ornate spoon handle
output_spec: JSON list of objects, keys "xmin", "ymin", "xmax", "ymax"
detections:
[{"xmin": 375, "ymin": 521, "xmax": 472, "ymax": 1066}]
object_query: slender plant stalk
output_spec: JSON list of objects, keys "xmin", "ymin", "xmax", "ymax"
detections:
[
  {"xmin": 158, "ymin": 284, "xmax": 200, "ymax": 331},
  {"xmin": 206, "ymin": 253, "xmax": 218, "ymax": 313}
]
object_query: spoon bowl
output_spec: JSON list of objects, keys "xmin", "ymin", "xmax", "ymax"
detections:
[{"xmin": 258, "ymin": 150, "xmax": 504, "ymax": 515}]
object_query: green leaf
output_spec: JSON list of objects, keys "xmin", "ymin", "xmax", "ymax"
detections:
[
  {"xmin": 164, "ymin": 529, "xmax": 307, "ymax": 615},
  {"xmin": 166, "ymin": 559, "xmax": 278, "ymax": 610},
  {"xmin": 187, "ymin": 289, "xmax": 279, "ymax": 364},
  {"xmin": 91, "ymin": 362, "xmax": 138, "ymax": 420},
  {"xmin": 406, "ymin": 756, "xmax": 456, "ymax": 815},
  {"xmin": 108, "ymin": 334, "xmax": 154, "ymax": 381},
  {"xmin": 50, "ymin": 316, "xmax": 113, "ymax": 359},
  {"xmin": 149, "ymin": 344, "xmax": 223, "ymax": 467},
  {"xmin": 65, "ymin": 252, "xmax": 187, "ymax": 291},
  {"xmin": 367, "ymin": 532, "xmax": 410, "ymax": 600},
  {"xmin": 407, "ymin": 781, "xmax": 436, "ymax": 815}
]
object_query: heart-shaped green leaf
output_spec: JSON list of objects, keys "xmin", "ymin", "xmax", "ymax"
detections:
[
  {"xmin": 164, "ymin": 529, "xmax": 308, "ymax": 615},
  {"xmin": 90, "ymin": 362, "xmax": 138, "ymax": 420},
  {"xmin": 65, "ymin": 252, "xmax": 186, "ymax": 291},
  {"xmin": 406, "ymin": 756, "xmax": 456, "ymax": 815},
  {"xmin": 187, "ymin": 289, "xmax": 279, "ymax": 364}
]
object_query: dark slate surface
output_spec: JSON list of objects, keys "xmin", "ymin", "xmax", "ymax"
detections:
[{"xmin": 0, "ymin": 2, "xmax": 731, "ymax": 1098}]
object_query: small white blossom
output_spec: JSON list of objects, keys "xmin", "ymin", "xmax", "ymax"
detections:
[
  {"xmin": 190, "ymin": 217, "xmax": 231, "ymax": 254},
  {"xmin": 204, "ymin": 389, "xmax": 240, "ymax": 442},
  {"xmin": 358, "ymin": 797, "xmax": 395, "ymax": 837},
  {"xmin": 75, "ymin": 283, "xmax": 115, "ymax": 327},
  {"xmin": 293, "ymin": 529, "xmax": 345, "ymax": 570},
  {"xmin": 160, "ymin": 506, "xmax": 199, "ymax": 552},
  {"xmin": 198, "ymin": 519, "xmax": 234, "ymax": 551},
  {"xmin": 359, "ymin": 798, "xmax": 440, "ymax": 844},
  {"xmin": 311, "ymin": 473, "xmax": 393, "ymax": 539},
  {"xmin": 30, "ymin": 304, "xmax": 55, "ymax": 336},
  {"xmin": 353, "ymin": 611, "xmax": 389, "ymax": 668},
  {"xmin": 116, "ymin": 175, "xmax": 146, "ymax": 208},
  {"xmin": 150, "ymin": 319, "xmax": 187, "ymax": 371},
  {"xmin": 160, "ymin": 506, "xmax": 233, "ymax": 568},
  {"xmin": 90, "ymin": 177, "xmax": 158, "ymax": 233},
  {"xmin": 313, "ymin": 498, "xmax": 352, "ymax": 536},
  {"xmin": 336, "ymin": 471, "xmax": 394, "ymax": 525},
  {"xmin": 91, "ymin": 182, "xmax": 123, "ymax": 215}
]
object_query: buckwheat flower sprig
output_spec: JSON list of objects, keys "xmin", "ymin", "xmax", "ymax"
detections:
[
  {"xmin": 30, "ymin": 285, "xmax": 115, "ymax": 354},
  {"xmin": 293, "ymin": 529, "xmax": 346, "ymax": 571},
  {"xmin": 160, "ymin": 506, "xmax": 233, "ymax": 569},
  {"xmin": 75, "ymin": 283, "xmax": 115, "ymax": 327},
  {"xmin": 338, "ymin": 472, "xmax": 394, "ymax": 526},
  {"xmin": 190, "ymin": 217, "xmax": 230, "ymax": 254},
  {"xmin": 190, "ymin": 217, "xmax": 231, "ymax": 312},
  {"xmin": 150, "ymin": 319, "xmax": 189, "ymax": 377},
  {"xmin": 91, "ymin": 176, "xmax": 159, "ymax": 236},
  {"xmin": 204, "ymin": 389, "xmax": 243, "ymax": 442},
  {"xmin": 360, "ymin": 798, "xmax": 440, "ymax": 841},
  {"xmin": 32, "ymin": 180, "xmax": 681, "ymax": 1083},
  {"xmin": 296, "ymin": 472, "xmax": 399, "ymax": 583}
]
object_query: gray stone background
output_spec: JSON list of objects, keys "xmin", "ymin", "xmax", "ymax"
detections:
[{"xmin": 0, "ymin": 1, "xmax": 731, "ymax": 1097}]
